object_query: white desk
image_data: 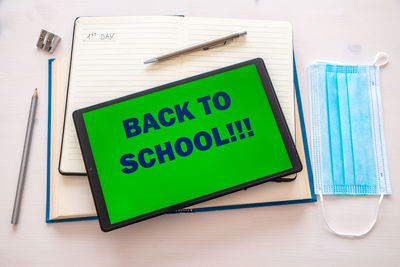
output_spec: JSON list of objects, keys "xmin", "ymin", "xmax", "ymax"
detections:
[{"xmin": 1, "ymin": 0, "xmax": 399, "ymax": 266}]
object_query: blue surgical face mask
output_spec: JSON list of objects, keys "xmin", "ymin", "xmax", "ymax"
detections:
[{"xmin": 308, "ymin": 52, "xmax": 391, "ymax": 237}]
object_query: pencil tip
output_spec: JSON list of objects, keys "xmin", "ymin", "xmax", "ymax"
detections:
[{"xmin": 33, "ymin": 88, "xmax": 38, "ymax": 97}]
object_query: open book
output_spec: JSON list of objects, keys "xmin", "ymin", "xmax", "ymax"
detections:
[
  {"xmin": 59, "ymin": 16, "xmax": 295, "ymax": 174},
  {"xmin": 47, "ymin": 54, "xmax": 315, "ymax": 222},
  {"xmin": 47, "ymin": 56, "xmax": 95, "ymax": 221}
]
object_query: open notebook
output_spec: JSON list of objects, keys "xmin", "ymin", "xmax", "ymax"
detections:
[
  {"xmin": 59, "ymin": 16, "xmax": 295, "ymax": 174},
  {"xmin": 47, "ymin": 54, "xmax": 315, "ymax": 222}
]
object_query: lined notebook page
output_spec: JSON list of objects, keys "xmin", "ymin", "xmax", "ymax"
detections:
[
  {"xmin": 60, "ymin": 16, "xmax": 294, "ymax": 174},
  {"xmin": 181, "ymin": 17, "xmax": 295, "ymax": 136},
  {"xmin": 50, "ymin": 55, "xmax": 96, "ymax": 219},
  {"xmin": 60, "ymin": 16, "xmax": 183, "ymax": 174}
]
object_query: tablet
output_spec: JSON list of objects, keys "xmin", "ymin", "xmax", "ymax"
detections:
[{"xmin": 73, "ymin": 58, "xmax": 302, "ymax": 231}]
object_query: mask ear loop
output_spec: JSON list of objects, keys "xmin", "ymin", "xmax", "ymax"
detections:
[
  {"xmin": 373, "ymin": 52, "xmax": 389, "ymax": 67},
  {"xmin": 319, "ymin": 191, "xmax": 384, "ymax": 237}
]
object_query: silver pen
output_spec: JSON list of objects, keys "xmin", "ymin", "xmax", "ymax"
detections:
[
  {"xmin": 144, "ymin": 30, "xmax": 247, "ymax": 64},
  {"xmin": 11, "ymin": 89, "xmax": 38, "ymax": 224}
]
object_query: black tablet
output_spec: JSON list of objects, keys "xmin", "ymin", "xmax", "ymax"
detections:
[{"xmin": 73, "ymin": 58, "xmax": 302, "ymax": 231}]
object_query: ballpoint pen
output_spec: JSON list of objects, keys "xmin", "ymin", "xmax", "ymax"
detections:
[{"xmin": 144, "ymin": 31, "xmax": 247, "ymax": 64}]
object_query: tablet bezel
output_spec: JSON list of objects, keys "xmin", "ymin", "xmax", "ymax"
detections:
[{"xmin": 73, "ymin": 58, "xmax": 302, "ymax": 232}]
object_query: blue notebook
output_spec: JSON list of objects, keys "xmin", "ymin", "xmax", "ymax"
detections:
[
  {"xmin": 46, "ymin": 54, "xmax": 315, "ymax": 222},
  {"xmin": 46, "ymin": 57, "xmax": 96, "ymax": 222}
]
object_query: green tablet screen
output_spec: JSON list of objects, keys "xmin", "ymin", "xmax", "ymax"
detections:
[{"xmin": 82, "ymin": 63, "xmax": 292, "ymax": 225}]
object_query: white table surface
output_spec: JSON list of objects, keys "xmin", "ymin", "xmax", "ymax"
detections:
[{"xmin": 1, "ymin": 0, "xmax": 400, "ymax": 266}]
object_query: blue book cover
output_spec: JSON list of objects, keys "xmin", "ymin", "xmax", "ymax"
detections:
[{"xmin": 46, "ymin": 55, "xmax": 316, "ymax": 222}]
